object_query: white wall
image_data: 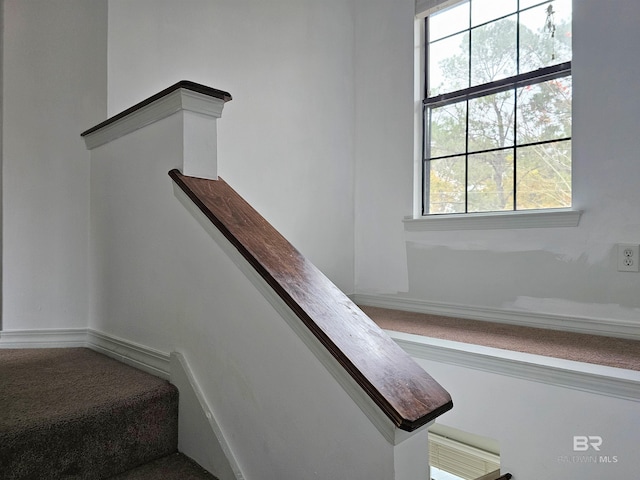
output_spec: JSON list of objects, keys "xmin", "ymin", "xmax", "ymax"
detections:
[
  {"xmin": 89, "ymin": 113, "xmax": 396, "ymax": 479},
  {"xmin": 353, "ymin": 0, "xmax": 415, "ymax": 294},
  {"xmin": 107, "ymin": 0, "xmax": 356, "ymax": 294},
  {"xmin": 2, "ymin": 0, "xmax": 107, "ymax": 329},
  {"xmin": 11, "ymin": 0, "xmax": 635, "ymax": 337},
  {"xmin": 416, "ymin": 355, "xmax": 639, "ymax": 479},
  {"xmin": 0, "ymin": 0, "xmax": 4, "ymax": 317},
  {"xmin": 353, "ymin": 0, "xmax": 640, "ymax": 335}
]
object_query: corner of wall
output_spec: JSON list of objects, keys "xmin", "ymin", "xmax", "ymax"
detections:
[
  {"xmin": 0, "ymin": 0, "xmax": 4, "ymax": 332},
  {"xmin": 170, "ymin": 352, "xmax": 242, "ymax": 480}
]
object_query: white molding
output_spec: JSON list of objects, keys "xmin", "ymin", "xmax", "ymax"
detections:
[
  {"xmin": 86, "ymin": 329, "xmax": 172, "ymax": 380},
  {"xmin": 351, "ymin": 293, "xmax": 640, "ymax": 340},
  {"xmin": 389, "ymin": 330, "xmax": 640, "ymax": 403},
  {"xmin": 173, "ymin": 183, "xmax": 409, "ymax": 446},
  {"xmin": 0, "ymin": 328, "xmax": 87, "ymax": 348},
  {"xmin": 0, "ymin": 328, "xmax": 171, "ymax": 378},
  {"xmin": 171, "ymin": 352, "xmax": 245, "ymax": 480},
  {"xmin": 429, "ymin": 432, "xmax": 500, "ymax": 479},
  {"xmin": 403, "ymin": 208, "xmax": 582, "ymax": 231},
  {"xmin": 6, "ymin": 326, "xmax": 637, "ymax": 404},
  {"xmin": 416, "ymin": 0, "xmax": 462, "ymax": 18},
  {"xmin": 82, "ymin": 88, "xmax": 226, "ymax": 151}
]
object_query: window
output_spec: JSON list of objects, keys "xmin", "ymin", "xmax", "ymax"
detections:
[
  {"xmin": 429, "ymin": 424, "xmax": 502, "ymax": 480},
  {"xmin": 423, "ymin": 0, "xmax": 572, "ymax": 215}
]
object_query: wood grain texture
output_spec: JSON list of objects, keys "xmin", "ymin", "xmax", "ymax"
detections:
[
  {"xmin": 169, "ymin": 169, "xmax": 453, "ymax": 431},
  {"xmin": 81, "ymin": 81, "xmax": 232, "ymax": 137}
]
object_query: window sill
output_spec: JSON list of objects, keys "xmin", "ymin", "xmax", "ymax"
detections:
[{"xmin": 403, "ymin": 208, "xmax": 582, "ymax": 231}]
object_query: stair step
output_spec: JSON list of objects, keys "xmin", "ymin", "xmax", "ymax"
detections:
[
  {"xmin": 108, "ymin": 452, "xmax": 217, "ymax": 479},
  {"xmin": 0, "ymin": 348, "xmax": 179, "ymax": 479}
]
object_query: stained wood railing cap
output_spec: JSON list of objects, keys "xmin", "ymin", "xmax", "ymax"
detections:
[
  {"xmin": 81, "ymin": 81, "xmax": 232, "ymax": 138},
  {"xmin": 169, "ymin": 169, "xmax": 453, "ymax": 439}
]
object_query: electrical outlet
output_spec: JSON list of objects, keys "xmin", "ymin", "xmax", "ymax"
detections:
[{"xmin": 617, "ymin": 244, "xmax": 639, "ymax": 272}]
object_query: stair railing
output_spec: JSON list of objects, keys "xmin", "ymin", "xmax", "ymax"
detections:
[{"xmin": 82, "ymin": 81, "xmax": 453, "ymax": 480}]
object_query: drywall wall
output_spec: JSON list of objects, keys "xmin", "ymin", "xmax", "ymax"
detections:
[
  {"xmin": 353, "ymin": 0, "xmax": 414, "ymax": 294},
  {"xmin": 353, "ymin": 0, "xmax": 640, "ymax": 335},
  {"xmin": 89, "ymin": 112, "xmax": 396, "ymax": 479},
  {"xmin": 4, "ymin": 0, "xmax": 638, "ymax": 338},
  {"xmin": 107, "ymin": 0, "xmax": 356, "ymax": 293},
  {"xmin": 2, "ymin": 0, "xmax": 107, "ymax": 329},
  {"xmin": 414, "ymin": 354, "xmax": 639, "ymax": 479},
  {"xmin": 0, "ymin": 0, "xmax": 4, "ymax": 328}
]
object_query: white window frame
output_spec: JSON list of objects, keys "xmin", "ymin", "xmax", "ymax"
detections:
[{"xmin": 410, "ymin": 0, "xmax": 581, "ymax": 231}]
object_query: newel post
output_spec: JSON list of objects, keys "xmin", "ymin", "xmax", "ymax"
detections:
[{"xmin": 81, "ymin": 81, "xmax": 232, "ymax": 180}]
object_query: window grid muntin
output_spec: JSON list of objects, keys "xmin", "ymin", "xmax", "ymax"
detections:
[
  {"xmin": 423, "ymin": 0, "xmax": 571, "ymax": 215},
  {"xmin": 427, "ymin": 0, "xmax": 560, "ymax": 51}
]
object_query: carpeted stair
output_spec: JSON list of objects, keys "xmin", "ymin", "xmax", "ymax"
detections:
[{"xmin": 0, "ymin": 348, "xmax": 217, "ymax": 480}]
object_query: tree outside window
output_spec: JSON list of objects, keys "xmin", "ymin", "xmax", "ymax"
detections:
[{"xmin": 424, "ymin": 0, "xmax": 572, "ymax": 214}]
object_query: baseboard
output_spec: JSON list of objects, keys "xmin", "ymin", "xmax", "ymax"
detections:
[
  {"xmin": 388, "ymin": 330, "xmax": 640, "ymax": 403},
  {"xmin": 351, "ymin": 293, "xmax": 640, "ymax": 340},
  {"xmin": 0, "ymin": 327, "xmax": 172, "ymax": 378},
  {"xmin": 86, "ymin": 329, "xmax": 171, "ymax": 380},
  {"xmin": 0, "ymin": 328, "xmax": 87, "ymax": 348}
]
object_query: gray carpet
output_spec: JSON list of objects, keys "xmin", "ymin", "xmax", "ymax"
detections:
[
  {"xmin": 0, "ymin": 347, "xmax": 214, "ymax": 479},
  {"xmin": 1, "ymin": 348, "xmax": 175, "ymax": 434},
  {"xmin": 362, "ymin": 305, "xmax": 640, "ymax": 371}
]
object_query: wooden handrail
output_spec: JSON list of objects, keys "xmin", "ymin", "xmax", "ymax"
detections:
[{"xmin": 169, "ymin": 169, "xmax": 453, "ymax": 432}]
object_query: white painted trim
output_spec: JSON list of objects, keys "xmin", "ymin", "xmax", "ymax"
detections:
[
  {"xmin": 415, "ymin": 0, "xmax": 461, "ymax": 18},
  {"xmin": 404, "ymin": 208, "xmax": 582, "ymax": 231},
  {"xmin": 0, "ymin": 328, "xmax": 169, "ymax": 379},
  {"xmin": 172, "ymin": 183, "xmax": 408, "ymax": 446},
  {"xmin": 171, "ymin": 352, "xmax": 245, "ymax": 480},
  {"xmin": 388, "ymin": 330, "xmax": 640, "ymax": 403},
  {"xmin": 351, "ymin": 293, "xmax": 640, "ymax": 340},
  {"xmin": 6, "ymin": 327, "xmax": 637, "ymax": 404},
  {"xmin": 429, "ymin": 432, "xmax": 500, "ymax": 480},
  {"xmin": 0, "ymin": 328, "xmax": 87, "ymax": 348},
  {"xmin": 82, "ymin": 88, "xmax": 226, "ymax": 150},
  {"xmin": 86, "ymin": 329, "xmax": 171, "ymax": 380},
  {"xmin": 0, "ymin": 328, "xmax": 171, "ymax": 378}
]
